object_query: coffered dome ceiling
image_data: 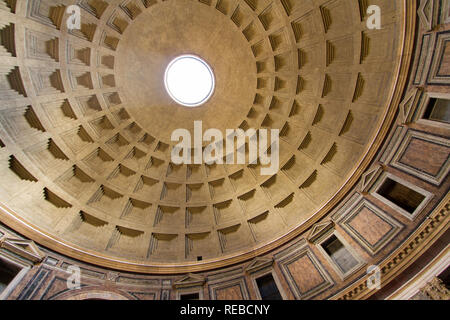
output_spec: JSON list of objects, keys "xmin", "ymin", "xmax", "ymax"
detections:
[{"xmin": 0, "ymin": 0, "xmax": 410, "ymax": 273}]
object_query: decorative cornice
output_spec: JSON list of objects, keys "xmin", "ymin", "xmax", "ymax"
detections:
[
  {"xmin": 399, "ymin": 88, "xmax": 423, "ymax": 124},
  {"xmin": 418, "ymin": 0, "xmax": 439, "ymax": 31},
  {"xmin": 0, "ymin": 237, "xmax": 45, "ymax": 264},
  {"xmin": 358, "ymin": 165, "xmax": 383, "ymax": 193},
  {"xmin": 307, "ymin": 221, "xmax": 335, "ymax": 244},
  {"xmin": 245, "ymin": 257, "xmax": 274, "ymax": 274},
  {"xmin": 173, "ymin": 273, "xmax": 206, "ymax": 289}
]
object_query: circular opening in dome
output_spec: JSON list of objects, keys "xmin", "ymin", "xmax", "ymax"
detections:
[{"xmin": 164, "ymin": 55, "xmax": 215, "ymax": 107}]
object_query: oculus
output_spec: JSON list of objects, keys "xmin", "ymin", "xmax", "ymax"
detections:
[{"xmin": 164, "ymin": 55, "xmax": 215, "ymax": 107}]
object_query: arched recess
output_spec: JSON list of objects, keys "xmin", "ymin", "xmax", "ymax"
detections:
[{"xmin": 53, "ymin": 288, "xmax": 132, "ymax": 300}]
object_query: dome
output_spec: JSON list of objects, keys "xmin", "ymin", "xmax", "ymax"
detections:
[
  {"xmin": 0, "ymin": 0, "xmax": 447, "ymax": 287},
  {"xmin": 0, "ymin": 0, "xmax": 408, "ymax": 271}
]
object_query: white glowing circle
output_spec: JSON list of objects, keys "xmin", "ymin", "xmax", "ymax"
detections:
[{"xmin": 164, "ymin": 55, "xmax": 215, "ymax": 107}]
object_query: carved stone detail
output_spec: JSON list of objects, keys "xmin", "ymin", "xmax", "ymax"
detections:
[{"xmin": 419, "ymin": 277, "xmax": 450, "ymax": 300}]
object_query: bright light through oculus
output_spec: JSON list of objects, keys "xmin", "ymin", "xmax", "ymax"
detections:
[{"xmin": 164, "ymin": 55, "xmax": 215, "ymax": 107}]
